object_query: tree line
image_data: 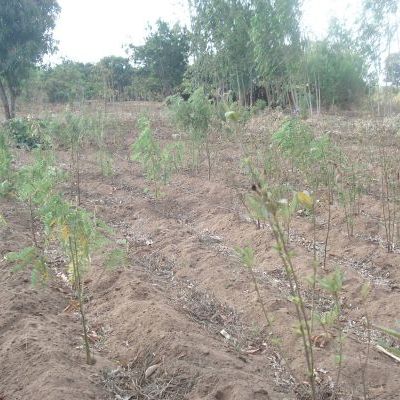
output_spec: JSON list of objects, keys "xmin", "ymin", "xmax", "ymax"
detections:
[{"xmin": 1, "ymin": 0, "xmax": 400, "ymax": 119}]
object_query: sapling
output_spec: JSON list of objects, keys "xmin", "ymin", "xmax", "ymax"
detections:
[
  {"xmin": 243, "ymin": 161, "xmax": 317, "ymax": 400},
  {"xmin": 272, "ymin": 117, "xmax": 314, "ymax": 172},
  {"xmin": 379, "ymin": 147, "xmax": 399, "ymax": 252},
  {"xmin": 51, "ymin": 112, "xmax": 96, "ymax": 206},
  {"xmin": 168, "ymin": 88, "xmax": 213, "ymax": 179},
  {"xmin": 56, "ymin": 205, "xmax": 103, "ymax": 365},
  {"xmin": 131, "ymin": 115, "xmax": 183, "ymax": 198},
  {"xmin": 6, "ymin": 152, "xmax": 60, "ymax": 284},
  {"xmin": 360, "ymin": 282, "xmax": 372, "ymax": 400},
  {"xmin": 279, "ymin": 192, "xmax": 299, "ymax": 244},
  {"xmin": 318, "ymin": 268, "xmax": 345, "ymax": 397},
  {"xmin": 337, "ymin": 163, "xmax": 361, "ymax": 238}
]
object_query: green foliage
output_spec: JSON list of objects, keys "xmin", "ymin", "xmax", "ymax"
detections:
[
  {"xmin": 315, "ymin": 306, "xmax": 340, "ymax": 332},
  {"xmin": 236, "ymin": 246, "xmax": 255, "ymax": 268},
  {"xmin": 97, "ymin": 56, "xmax": 134, "ymax": 101},
  {"xmin": 357, "ymin": 0, "xmax": 399, "ymax": 75},
  {"xmin": 129, "ymin": 20, "xmax": 189, "ymax": 97},
  {"xmin": 15, "ymin": 151, "xmax": 60, "ymax": 206},
  {"xmin": 0, "ymin": 0, "xmax": 60, "ymax": 119},
  {"xmin": 5, "ymin": 152, "xmax": 61, "ymax": 285},
  {"xmin": 251, "ymin": 0, "xmax": 302, "ymax": 100},
  {"xmin": 131, "ymin": 115, "xmax": 183, "ymax": 197},
  {"xmin": 190, "ymin": 0, "xmax": 255, "ymax": 106},
  {"xmin": 318, "ymin": 269, "xmax": 344, "ymax": 295},
  {"xmin": 0, "ymin": 133, "xmax": 12, "ymax": 196},
  {"xmin": 104, "ymin": 248, "xmax": 128, "ymax": 270},
  {"xmin": 271, "ymin": 118, "xmax": 339, "ymax": 192},
  {"xmin": 305, "ymin": 25, "xmax": 367, "ymax": 108},
  {"xmin": 5, "ymin": 246, "xmax": 48, "ymax": 285},
  {"xmin": 97, "ymin": 150, "xmax": 114, "ymax": 177},
  {"xmin": 48, "ymin": 111, "xmax": 106, "ymax": 150},
  {"xmin": 242, "ymin": 162, "xmax": 317, "ymax": 397},
  {"xmin": 4, "ymin": 117, "xmax": 51, "ymax": 149},
  {"xmin": 376, "ymin": 325, "xmax": 400, "ymax": 340},
  {"xmin": 43, "ymin": 60, "xmax": 100, "ymax": 103},
  {"xmin": 272, "ymin": 118, "xmax": 313, "ymax": 163},
  {"xmin": 253, "ymin": 99, "xmax": 267, "ymax": 113},
  {"xmin": 168, "ymin": 88, "xmax": 213, "ymax": 172}
]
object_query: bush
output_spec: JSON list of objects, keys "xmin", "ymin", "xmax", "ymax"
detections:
[
  {"xmin": 253, "ymin": 99, "xmax": 267, "ymax": 113},
  {"xmin": 3, "ymin": 117, "xmax": 51, "ymax": 149}
]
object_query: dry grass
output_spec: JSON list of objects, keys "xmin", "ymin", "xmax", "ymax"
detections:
[{"xmin": 102, "ymin": 346, "xmax": 195, "ymax": 400}]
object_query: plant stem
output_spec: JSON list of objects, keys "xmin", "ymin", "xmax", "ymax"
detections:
[
  {"xmin": 269, "ymin": 212, "xmax": 316, "ymax": 400},
  {"xmin": 248, "ymin": 265, "xmax": 272, "ymax": 326},
  {"xmin": 68, "ymin": 235, "xmax": 93, "ymax": 365},
  {"xmin": 323, "ymin": 189, "xmax": 332, "ymax": 270}
]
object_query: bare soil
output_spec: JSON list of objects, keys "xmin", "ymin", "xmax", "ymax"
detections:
[{"xmin": 1, "ymin": 102, "xmax": 400, "ymax": 399}]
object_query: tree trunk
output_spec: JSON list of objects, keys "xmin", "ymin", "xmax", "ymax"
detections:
[
  {"xmin": 0, "ymin": 79, "xmax": 12, "ymax": 120},
  {"xmin": 9, "ymin": 88, "xmax": 16, "ymax": 119}
]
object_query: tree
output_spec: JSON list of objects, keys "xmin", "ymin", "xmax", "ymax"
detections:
[
  {"xmin": 43, "ymin": 60, "xmax": 100, "ymax": 103},
  {"xmin": 250, "ymin": 0, "xmax": 302, "ymax": 106},
  {"xmin": 128, "ymin": 20, "xmax": 190, "ymax": 97},
  {"xmin": 188, "ymin": 0, "xmax": 302, "ymax": 107},
  {"xmin": 304, "ymin": 19, "xmax": 367, "ymax": 108},
  {"xmin": 0, "ymin": 0, "xmax": 60, "ymax": 119},
  {"xmin": 189, "ymin": 0, "xmax": 255, "ymax": 106},
  {"xmin": 305, "ymin": 41, "xmax": 366, "ymax": 108},
  {"xmin": 96, "ymin": 56, "xmax": 134, "ymax": 101},
  {"xmin": 357, "ymin": 0, "xmax": 399, "ymax": 80},
  {"xmin": 385, "ymin": 53, "xmax": 400, "ymax": 87}
]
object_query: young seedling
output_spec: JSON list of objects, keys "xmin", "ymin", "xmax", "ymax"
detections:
[
  {"xmin": 318, "ymin": 268, "xmax": 345, "ymax": 397},
  {"xmin": 236, "ymin": 246, "xmax": 272, "ymax": 326}
]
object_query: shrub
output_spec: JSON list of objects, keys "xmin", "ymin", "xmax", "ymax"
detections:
[{"xmin": 3, "ymin": 116, "xmax": 51, "ymax": 149}]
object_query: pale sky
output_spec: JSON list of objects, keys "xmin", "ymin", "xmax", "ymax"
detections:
[{"xmin": 49, "ymin": 0, "xmax": 362, "ymax": 64}]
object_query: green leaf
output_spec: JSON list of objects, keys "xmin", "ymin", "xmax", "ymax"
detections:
[
  {"xmin": 375, "ymin": 325, "xmax": 400, "ymax": 340},
  {"xmin": 225, "ymin": 111, "xmax": 240, "ymax": 122}
]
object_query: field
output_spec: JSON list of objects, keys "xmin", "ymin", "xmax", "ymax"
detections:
[{"xmin": 1, "ymin": 101, "xmax": 400, "ymax": 400}]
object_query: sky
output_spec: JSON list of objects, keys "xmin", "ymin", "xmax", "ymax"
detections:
[{"xmin": 49, "ymin": 0, "xmax": 362, "ymax": 64}]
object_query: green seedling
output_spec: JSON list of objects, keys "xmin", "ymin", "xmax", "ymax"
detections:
[
  {"xmin": 236, "ymin": 246, "xmax": 272, "ymax": 326},
  {"xmin": 318, "ymin": 268, "xmax": 345, "ymax": 397},
  {"xmin": 97, "ymin": 149, "xmax": 114, "ymax": 177},
  {"xmin": 5, "ymin": 246, "xmax": 48, "ymax": 286}
]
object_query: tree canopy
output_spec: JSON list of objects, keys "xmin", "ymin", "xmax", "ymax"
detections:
[{"xmin": 128, "ymin": 20, "xmax": 190, "ymax": 97}]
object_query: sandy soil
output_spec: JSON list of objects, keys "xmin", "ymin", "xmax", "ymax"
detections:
[{"xmin": 1, "ymin": 102, "xmax": 400, "ymax": 399}]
